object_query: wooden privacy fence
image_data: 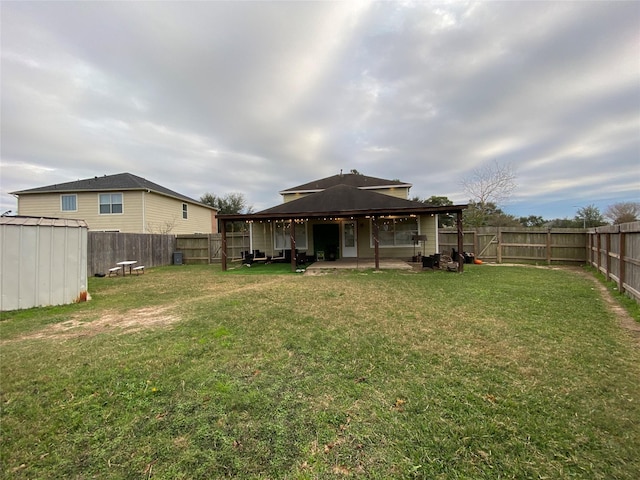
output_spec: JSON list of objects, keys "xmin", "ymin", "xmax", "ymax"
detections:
[
  {"xmin": 176, "ymin": 232, "xmax": 249, "ymax": 264},
  {"xmin": 439, "ymin": 227, "xmax": 587, "ymax": 265},
  {"xmin": 88, "ymin": 232, "xmax": 176, "ymax": 276},
  {"xmin": 587, "ymin": 221, "xmax": 640, "ymax": 302},
  {"xmin": 88, "ymin": 232, "xmax": 248, "ymax": 274}
]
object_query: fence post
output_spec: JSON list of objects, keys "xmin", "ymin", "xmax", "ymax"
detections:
[
  {"xmin": 496, "ymin": 227, "xmax": 502, "ymax": 264},
  {"xmin": 457, "ymin": 211, "xmax": 464, "ymax": 273},
  {"xmin": 546, "ymin": 229, "xmax": 552, "ymax": 265},
  {"xmin": 473, "ymin": 229, "xmax": 478, "ymax": 257},
  {"xmin": 596, "ymin": 231, "xmax": 601, "ymax": 274},
  {"xmin": 619, "ymin": 230, "xmax": 626, "ymax": 294},
  {"xmin": 605, "ymin": 232, "xmax": 612, "ymax": 281}
]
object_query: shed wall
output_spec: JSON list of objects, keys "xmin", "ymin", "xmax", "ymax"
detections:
[{"xmin": 1, "ymin": 223, "xmax": 88, "ymax": 310}]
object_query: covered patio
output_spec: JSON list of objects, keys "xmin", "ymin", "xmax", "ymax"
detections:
[
  {"xmin": 304, "ymin": 257, "xmax": 414, "ymax": 272},
  {"xmin": 218, "ymin": 200, "xmax": 467, "ymax": 273}
]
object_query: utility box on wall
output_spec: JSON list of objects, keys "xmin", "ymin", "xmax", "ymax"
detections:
[{"xmin": 1, "ymin": 216, "xmax": 89, "ymax": 311}]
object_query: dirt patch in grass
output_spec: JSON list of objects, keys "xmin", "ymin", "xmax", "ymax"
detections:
[
  {"xmin": 2, "ymin": 276, "xmax": 292, "ymax": 344},
  {"xmin": 5, "ymin": 306, "xmax": 179, "ymax": 342}
]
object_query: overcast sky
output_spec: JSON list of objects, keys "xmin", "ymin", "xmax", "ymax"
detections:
[{"xmin": 1, "ymin": 1, "xmax": 638, "ymax": 219}]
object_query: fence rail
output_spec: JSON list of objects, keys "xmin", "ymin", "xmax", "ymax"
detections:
[
  {"xmin": 87, "ymin": 232, "xmax": 249, "ymax": 274},
  {"xmin": 88, "ymin": 232, "xmax": 176, "ymax": 276},
  {"xmin": 439, "ymin": 227, "xmax": 587, "ymax": 265},
  {"xmin": 587, "ymin": 221, "xmax": 640, "ymax": 302},
  {"xmin": 87, "ymin": 226, "xmax": 640, "ymax": 303},
  {"xmin": 176, "ymin": 232, "xmax": 249, "ymax": 264}
]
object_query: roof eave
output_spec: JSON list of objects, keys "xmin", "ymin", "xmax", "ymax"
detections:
[
  {"xmin": 12, "ymin": 187, "xmax": 217, "ymax": 210},
  {"xmin": 279, "ymin": 183, "xmax": 413, "ymax": 195},
  {"xmin": 218, "ymin": 204, "xmax": 467, "ymax": 222}
]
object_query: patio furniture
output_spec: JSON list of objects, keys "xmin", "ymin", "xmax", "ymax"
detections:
[
  {"xmin": 252, "ymin": 250, "xmax": 269, "ymax": 263},
  {"xmin": 116, "ymin": 260, "xmax": 137, "ymax": 275}
]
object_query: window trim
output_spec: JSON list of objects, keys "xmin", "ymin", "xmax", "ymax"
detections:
[
  {"xmin": 274, "ymin": 221, "xmax": 308, "ymax": 250},
  {"xmin": 182, "ymin": 203, "xmax": 188, "ymax": 220},
  {"xmin": 60, "ymin": 194, "xmax": 77, "ymax": 212},
  {"xmin": 98, "ymin": 192, "xmax": 124, "ymax": 215},
  {"xmin": 370, "ymin": 216, "xmax": 419, "ymax": 248}
]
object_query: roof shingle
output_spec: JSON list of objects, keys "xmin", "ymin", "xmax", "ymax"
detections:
[
  {"xmin": 12, "ymin": 172, "xmax": 213, "ymax": 208},
  {"xmin": 279, "ymin": 173, "xmax": 411, "ymax": 194}
]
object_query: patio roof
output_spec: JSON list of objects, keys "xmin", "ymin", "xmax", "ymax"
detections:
[
  {"xmin": 218, "ymin": 184, "xmax": 467, "ymax": 273},
  {"xmin": 219, "ymin": 184, "xmax": 466, "ymax": 221}
]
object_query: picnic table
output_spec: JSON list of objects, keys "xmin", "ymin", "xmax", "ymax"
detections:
[{"xmin": 116, "ymin": 260, "xmax": 137, "ymax": 276}]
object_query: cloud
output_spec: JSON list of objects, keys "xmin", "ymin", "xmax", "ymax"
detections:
[{"xmin": 1, "ymin": 1, "xmax": 638, "ymax": 218}]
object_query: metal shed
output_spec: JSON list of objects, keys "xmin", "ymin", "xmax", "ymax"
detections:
[{"xmin": 1, "ymin": 216, "xmax": 88, "ymax": 311}]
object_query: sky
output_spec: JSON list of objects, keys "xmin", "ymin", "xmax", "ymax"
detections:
[{"xmin": 1, "ymin": 1, "xmax": 639, "ymax": 220}]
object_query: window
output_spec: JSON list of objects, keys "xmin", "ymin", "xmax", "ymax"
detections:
[
  {"xmin": 99, "ymin": 193, "xmax": 123, "ymax": 214},
  {"xmin": 373, "ymin": 217, "xmax": 418, "ymax": 247},
  {"xmin": 274, "ymin": 221, "xmax": 307, "ymax": 250},
  {"xmin": 61, "ymin": 194, "xmax": 77, "ymax": 212},
  {"xmin": 182, "ymin": 203, "xmax": 188, "ymax": 219}
]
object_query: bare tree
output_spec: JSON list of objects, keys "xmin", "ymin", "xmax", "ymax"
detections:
[
  {"xmin": 461, "ymin": 160, "xmax": 516, "ymax": 205},
  {"xmin": 460, "ymin": 160, "xmax": 516, "ymax": 225},
  {"xmin": 147, "ymin": 217, "xmax": 177, "ymax": 234},
  {"xmin": 604, "ymin": 202, "xmax": 640, "ymax": 224}
]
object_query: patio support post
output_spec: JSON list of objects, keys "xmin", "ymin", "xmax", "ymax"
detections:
[
  {"xmin": 290, "ymin": 219, "xmax": 296, "ymax": 272},
  {"xmin": 221, "ymin": 220, "xmax": 228, "ymax": 271},
  {"xmin": 457, "ymin": 211, "xmax": 464, "ymax": 273},
  {"xmin": 373, "ymin": 217, "xmax": 380, "ymax": 271}
]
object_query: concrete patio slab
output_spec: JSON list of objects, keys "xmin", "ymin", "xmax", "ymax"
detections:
[{"xmin": 304, "ymin": 258, "xmax": 414, "ymax": 273}]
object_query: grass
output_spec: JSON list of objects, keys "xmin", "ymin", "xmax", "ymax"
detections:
[
  {"xmin": 1, "ymin": 264, "xmax": 639, "ymax": 479},
  {"xmin": 586, "ymin": 265, "xmax": 640, "ymax": 323}
]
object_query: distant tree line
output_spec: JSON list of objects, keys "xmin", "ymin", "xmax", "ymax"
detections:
[{"xmin": 413, "ymin": 161, "xmax": 639, "ymax": 228}]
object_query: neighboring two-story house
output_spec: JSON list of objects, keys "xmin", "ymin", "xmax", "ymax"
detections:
[
  {"xmin": 11, "ymin": 173, "xmax": 217, "ymax": 234},
  {"xmin": 218, "ymin": 172, "xmax": 466, "ymax": 269}
]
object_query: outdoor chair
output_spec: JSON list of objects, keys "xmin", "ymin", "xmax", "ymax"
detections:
[
  {"xmin": 252, "ymin": 250, "xmax": 269, "ymax": 262},
  {"xmin": 296, "ymin": 252, "xmax": 307, "ymax": 266},
  {"xmin": 242, "ymin": 251, "xmax": 254, "ymax": 265}
]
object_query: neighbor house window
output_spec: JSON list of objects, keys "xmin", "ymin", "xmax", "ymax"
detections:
[
  {"xmin": 99, "ymin": 193, "xmax": 123, "ymax": 214},
  {"xmin": 182, "ymin": 203, "xmax": 188, "ymax": 219},
  {"xmin": 274, "ymin": 221, "xmax": 307, "ymax": 250},
  {"xmin": 61, "ymin": 194, "xmax": 77, "ymax": 212},
  {"xmin": 373, "ymin": 217, "xmax": 418, "ymax": 247}
]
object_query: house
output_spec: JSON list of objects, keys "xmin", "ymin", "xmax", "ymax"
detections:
[
  {"xmin": 11, "ymin": 173, "xmax": 217, "ymax": 234},
  {"xmin": 218, "ymin": 172, "xmax": 467, "ymax": 271}
]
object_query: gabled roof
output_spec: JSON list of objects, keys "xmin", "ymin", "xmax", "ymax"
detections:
[
  {"xmin": 279, "ymin": 173, "xmax": 411, "ymax": 195},
  {"xmin": 220, "ymin": 184, "xmax": 466, "ymax": 221},
  {"xmin": 12, "ymin": 173, "xmax": 216, "ymax": 209}
]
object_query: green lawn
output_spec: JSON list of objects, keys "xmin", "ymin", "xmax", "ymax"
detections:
[{"xmin": 1, "ymin": 265, "xmax": 639, "ymax": 479}]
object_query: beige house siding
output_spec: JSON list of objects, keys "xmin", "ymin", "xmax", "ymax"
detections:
[
  {"xmin": 17, "ymin": 191, "xmax": 215, "ymax": 234},
  {"xmin": 281, "ymin": 186, "xmax": 411, "ymax": 203},
  {"xmin": 17, "ymin": 191, "xmax": 142, "ymax": 232},
  {"xmin": 247, "ymin": 215, "xmax": 437, "ymax": 260},
  {"xmin": 144, "ymin": 193, "xmax": 214, "ymax": 234}
]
